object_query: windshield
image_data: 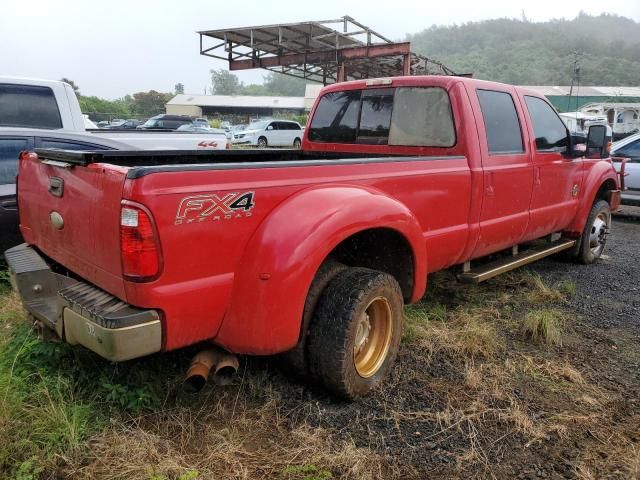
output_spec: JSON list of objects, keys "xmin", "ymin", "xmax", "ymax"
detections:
[
  {"xmin": 247, "ymin": 120, "xmax": 269, "ymax": 131},
  {"xmin": 142, "ymin": 119, "xmax": 160, "ymax": 127}
]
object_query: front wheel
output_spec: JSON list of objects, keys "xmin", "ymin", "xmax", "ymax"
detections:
[
  {"xmin": 293, "ymin": 138, "xmax": 301, "ymax": 149},
  {"xmin": 308, "ymin": 268, "xmax": 403, "ymax": 399},
  {"xmin": 577, "ymin": 199, "xmax": 611, "ymax": 264},
  {"xmin": 257, "ymin": 136, "xmax": 268, "ymax": 148}
]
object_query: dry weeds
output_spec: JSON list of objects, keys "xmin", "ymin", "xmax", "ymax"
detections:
[
  {"xmin": 0, "ymin": 291, "xmax": 22, "ymax": 320},
  {"xmin": 405, "ymin": 305, "xmax": 503, "ymax": 361},
  {"xmin": 59, "ymin": 372, "xmax": 387, "ymax": 480}
]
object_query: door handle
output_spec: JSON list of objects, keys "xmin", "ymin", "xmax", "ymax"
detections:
[{"xmin": 49, "ymin": 177, "xmax": 64, "ymax": 197}]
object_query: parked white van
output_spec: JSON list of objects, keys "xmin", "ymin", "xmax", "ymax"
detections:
[{"xmin": 232, "ymin": 119, "xmax": 303, "ymax": 148}]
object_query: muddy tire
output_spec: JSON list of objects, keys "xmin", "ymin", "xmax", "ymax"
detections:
[
  {"xmin": 278, "ymin": 259, "xmax": 347, "ymax": 378},
  {"xmin": 576, "ymin": 200, "xmax": 611, "ymax": 264},
  {"xmin": 308, "ymin": 268, "xmax": 403, "ymax": 399}
]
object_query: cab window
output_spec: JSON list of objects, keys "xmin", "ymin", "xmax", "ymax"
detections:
[
  {"xmin": 308, "ymin": 86, "xmax": 456, "ymax": 147},
  {"xmin": 524, "ymin": 96, "xmax": 569, "ymax": 152},
  {"xmin": 476, "ymin": 89, "xmax": 524, "ymax": 154},
  {"xmin": 389, "ymin": 87, "xmax": 455, "ymax": 147},
  {"xmin": 308, "ymin": 91, "xmax": 361, "ymax": 142},
  {"xmin": 0, "ymin": 84, "xmax": 62, "ymax": 129},
  {"xmin": 357, "ymin": 88, "xmax": 393, "ymax": 144}
]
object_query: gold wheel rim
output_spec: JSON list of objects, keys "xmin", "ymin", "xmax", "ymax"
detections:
[{"xmin": 353, "ymin": 297, "xmax": 393, "ymax": 378}]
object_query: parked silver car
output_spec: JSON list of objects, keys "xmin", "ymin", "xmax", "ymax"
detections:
[{"xmin": 611, "ymin": 132, "xmax": 640, "ymax": 206}]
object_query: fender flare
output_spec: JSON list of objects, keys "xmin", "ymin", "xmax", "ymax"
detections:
[
  {"xmin": 215, "ymin": 185, "xmax": 426, "ymax": 355},
  {"xmin": 568, "ymin": 162, "xmax": 619, "ymax": 234}
]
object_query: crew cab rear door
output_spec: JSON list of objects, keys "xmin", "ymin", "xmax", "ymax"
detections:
[
  {"xmin": 467, "ymin": 86, "xmax": 534, "ymax": 257},
  {"xmin": 519, "ymin": 95, "xmax": 582, "ymax": 236}
]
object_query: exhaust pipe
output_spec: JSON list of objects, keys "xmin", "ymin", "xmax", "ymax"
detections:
[{"xmin": 183, "ymin": 346, "xmax": 239, "ymax": 393}]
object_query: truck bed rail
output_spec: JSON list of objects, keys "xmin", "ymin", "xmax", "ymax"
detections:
[{"xmin": 33, "ymin": 148, "xmax": 307, "ymax": 167}]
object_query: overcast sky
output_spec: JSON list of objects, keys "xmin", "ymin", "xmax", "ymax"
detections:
[{"xmin": 2, "ymin": 0, "xmax": 638, "ymax": 99}]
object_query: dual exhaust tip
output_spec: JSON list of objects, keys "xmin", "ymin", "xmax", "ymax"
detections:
[{"xmin": 183, "ymin": 346, "xmax": 239, "ymax": 393}]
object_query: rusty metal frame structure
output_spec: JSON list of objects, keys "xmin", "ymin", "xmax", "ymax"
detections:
[{"xmin": 198, "ymin": 16, "xmax": 456, "ymax": 84}]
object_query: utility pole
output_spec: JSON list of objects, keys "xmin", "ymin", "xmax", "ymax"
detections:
[{"xmin": 568, "ymin": 50, "xmax": 583, "ymax": 112}]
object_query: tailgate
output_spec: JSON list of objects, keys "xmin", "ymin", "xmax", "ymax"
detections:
[{"xmin": 17, "ymin": 151, "xmax": 128, "ymax": 298}]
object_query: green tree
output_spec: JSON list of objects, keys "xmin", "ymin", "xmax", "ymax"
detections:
[
  {"xmin": 129, "ymin": 90, "xmax": 173, "ymax": 117},
  {"xmin": 262, "ymin": 72, "xmax": 306, "ymax": 96},
  {"xmin": 210, "ymin": 69, "xmax": 240, "ymax": 95},
  {"xmin": 78, "ymin": 96, "xmax": 131, "ymax": 122},
  {"xmin": 60, "ymin": 78, "xmax": 80, "ymax": 96},
  {"xmin": 407, "ymin": 13, "xmax": 640, "ymax": 87},
  {"xmin": 174, "ymin": 83, "xmax": 185, "ymax": 94},
  {"xmin": 237, "ymin": 83, "xmax": 271, "ymax": 96}
]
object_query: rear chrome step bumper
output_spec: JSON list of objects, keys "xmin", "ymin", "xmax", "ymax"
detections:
[{"xmin": 4, "ymin": 244, "xmax": 161, "ymax": 361}]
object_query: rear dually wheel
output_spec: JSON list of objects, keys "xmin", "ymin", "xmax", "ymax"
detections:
[{"xmin": 307, "ymin": 268, "xmax": 403, "ymax": 399}]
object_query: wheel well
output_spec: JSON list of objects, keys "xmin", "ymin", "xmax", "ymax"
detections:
[
  {"xmin": 594, "ymin": 178, "xmax": 617, "ymax": 204},
  {"xmin": 328, "ymin": 228, "xmax": 414, "ymax": 301}
]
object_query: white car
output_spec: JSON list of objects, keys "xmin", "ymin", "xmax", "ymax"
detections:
[
  {"xmin": 0, "ymin": 77, "xmax": 228, "ymax": 150},
  {"xmin": 232, "ymin": 119, "xmax": 303, "ymax": 148},
  {"xmin": 611, "ymin": 132, "xmax": 640, "ymax": 206}
]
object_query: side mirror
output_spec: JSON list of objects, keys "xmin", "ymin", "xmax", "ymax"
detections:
[
  {"xmin": 267, "ymin": 125, "xmax": 274, "ymax": 131},
  {"xmin": 586, "ymin": 125, "xmax": 609, "ymax": 159}
]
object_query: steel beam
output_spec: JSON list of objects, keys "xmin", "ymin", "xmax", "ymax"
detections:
[{"xmin": 229, "ymin": 42, "xmax": 411, "ymax": 71}]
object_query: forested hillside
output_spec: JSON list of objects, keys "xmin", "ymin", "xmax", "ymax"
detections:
[{"xmin": 408, "ymin": 13, "xmax": 640, "ymax": 85}]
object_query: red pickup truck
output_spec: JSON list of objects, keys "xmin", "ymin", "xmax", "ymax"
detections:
[{"xmin": 5, "ymin": 75, "xmax": 620, "ymax": 399}]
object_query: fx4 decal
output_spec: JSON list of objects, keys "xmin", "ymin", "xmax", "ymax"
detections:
[{"xmin": 175, "ymin": 192, "xmax": 255, "ymax": 224}]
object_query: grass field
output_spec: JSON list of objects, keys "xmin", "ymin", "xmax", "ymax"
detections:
[{"xmin": 0, "ymin": 267, "xmax": 637, "ymax": 479}]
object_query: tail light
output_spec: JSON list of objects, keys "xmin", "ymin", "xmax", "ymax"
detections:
[{"xmin": 120, "ymin": 202, "xmax": 162, "ymax": 281}]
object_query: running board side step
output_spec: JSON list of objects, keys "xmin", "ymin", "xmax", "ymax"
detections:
[{"xmin": 458, "ymin": 239, "xmax": 577, "ymax": 284}]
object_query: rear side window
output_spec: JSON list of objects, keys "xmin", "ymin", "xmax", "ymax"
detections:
[
  {"xmin": 0, "ymin": 138, "xmax": 28, "ymax": 184},
  {"xmin": 477, "ymin": 90, "xmax": 524, "ymax": 154},
  {"xmin": 308, "ymin": 91, "xmax": 361, "ymax": 142},
  {"xmin": 0, "ymin": 84, "xmax": 62, "ymax": 129},
  {"xmin": 389, "ymin": 87, "xmax": 455, "ymax": 147},
  {"xmin": 524, "ymin": 96, "xmax": 569, "ymax": 151}
]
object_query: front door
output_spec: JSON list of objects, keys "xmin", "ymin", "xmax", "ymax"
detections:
[
  {"xmin": 468, "ymin": 87, "xmax": 534, "ymax": 258},
  {"xmin": 520, "ymin": 95, "xmax": 582, "ymax": 239}
]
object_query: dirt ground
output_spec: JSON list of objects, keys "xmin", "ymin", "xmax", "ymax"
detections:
[
  {"xmin": 260, "ymin": 206, "xmax": 639, "ymax": 479},
  {"xmin": 266, "ymin": 207, "xmax": 640, "ymax": 479}
]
